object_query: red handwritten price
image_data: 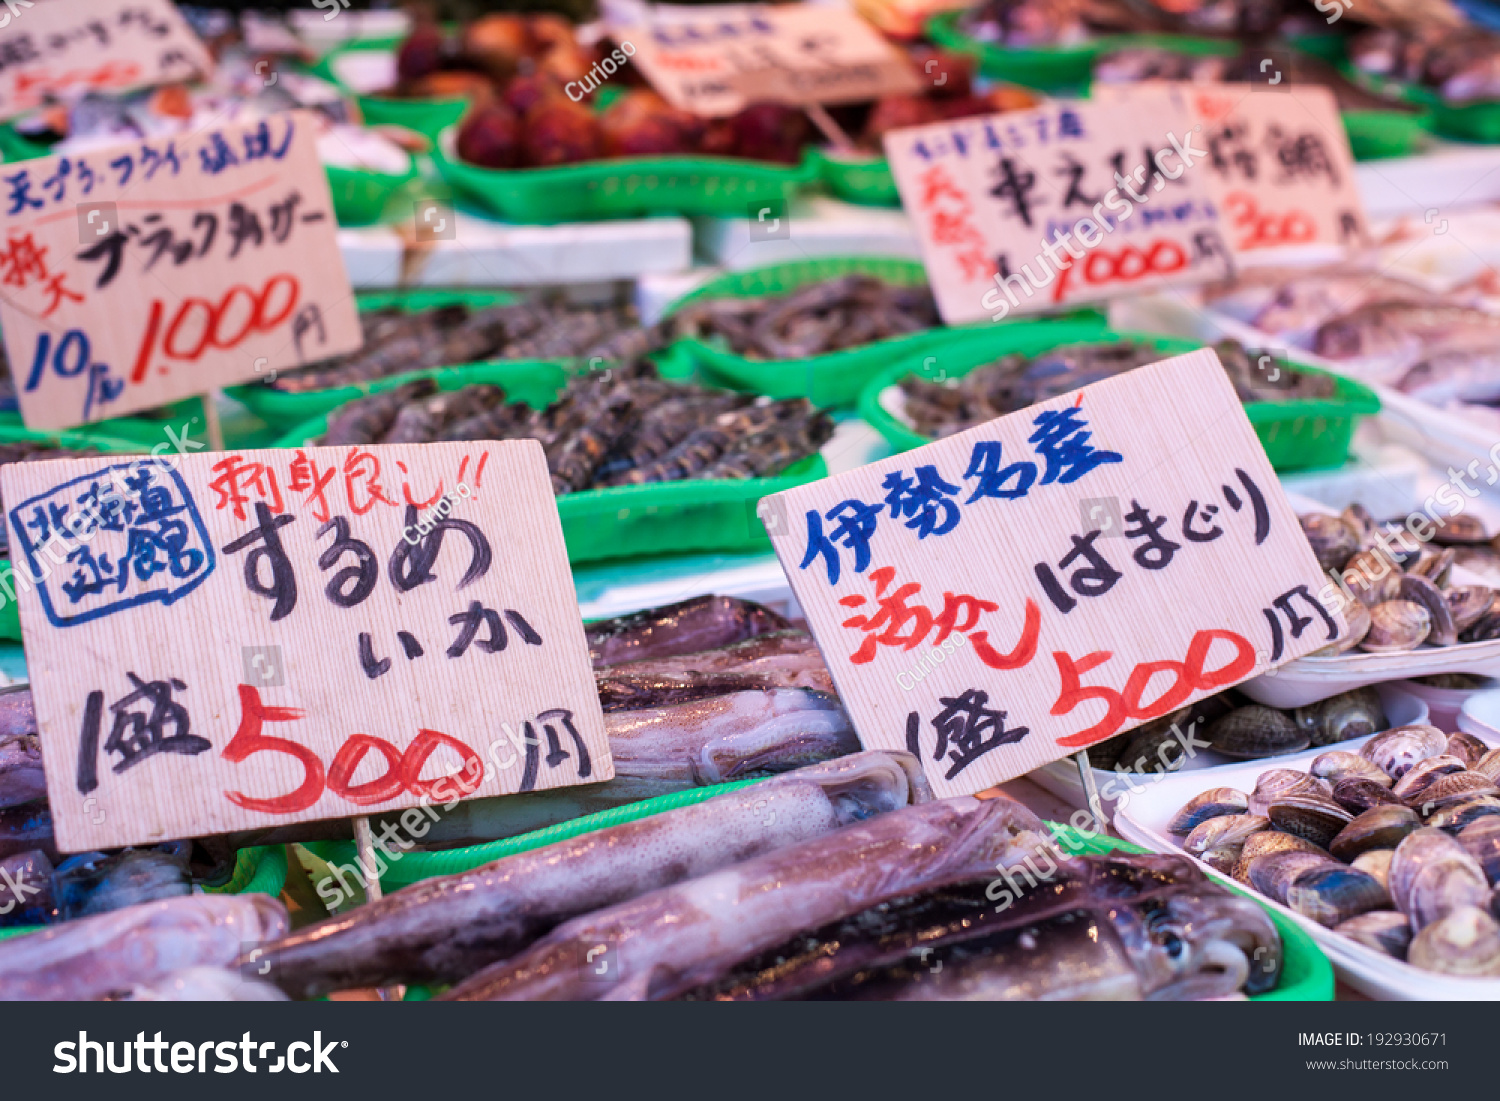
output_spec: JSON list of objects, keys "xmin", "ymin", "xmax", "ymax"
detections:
[
  {"xmin": 222, "ymin": 685, "xmax": 484, "ymax": 814},
  {"xmin": 131, "ymin": 273, "xmax": 300, "ymax": 383},
  {"xmin": 1052, "ymin": 240, "xmax": 1188, "ymax": 302},
  {"xmin": 1051, "ymin": 628, "xmax": 1256, "ymax": 748},
  {"xmin": 1224, "ymin": 191, "xmax": 1316, "ymax": 251}
]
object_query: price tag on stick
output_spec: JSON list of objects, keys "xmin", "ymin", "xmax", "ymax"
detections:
[
  {"xmin": 0, "ymin": 0, "xmax": 214, "ymax": 121},
  {"xmin": 0, "ymin": 109, "xmax": 361, "ymax": 431},
  {"xmin": 884, "ymin": 89, "xmax": 1234, "ymax": 325},
  {"xmin": 3, "ymin": 440, "xmax": 611, "ymax": 851},
  {"xmin": 760, "ymin": 349, "xmax": 1340, "ymax": 799},
  {"xmin": 613, "ymin": 3, "xmax": 919, "ymax": 116}
]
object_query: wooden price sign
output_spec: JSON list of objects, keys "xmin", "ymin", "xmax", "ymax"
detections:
[
  {"xmin": 0, "ymin": 0, "xmax": 214, "ymax": 121},
  {"xmin": 611, "ymin": 3, "xmax": 919, "ymax": 116},
  {"xmin": 2, "ymin": 440, "xmax": 610, "ymax": 851},
  {"xmin": 760, "ymin": 349, "xmax": 1339, "ymax": 799},
  {"xmin": 0, "ymin": 109, "xmax": 361, "ymax": 431},
  {"xmin": 884, "ymin": 88, "xmax": 1234, "ymax": 326}
]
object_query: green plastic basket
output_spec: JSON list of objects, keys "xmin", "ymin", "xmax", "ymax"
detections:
[
  {"xmin": 0, "ymin": 845, "xmax": 288, "ymax": 942},
  {"xmin": 1341, "ymin": 108, "xmax": 1428, "ymax": 160},
  {"xmin": 275, "ymin": 376, "xmax": 829, "ymax": 564},
  {"xmin": 663, "ymin": 256, "xmax": 972, "ymax": 407},
  {"xmin": 226, "ymin": 288, "xmax": 548, "ymax": 428},
  {"xmin": 1341, "ymin": 60, "xmax": 1500, "ymax": 143},
  {"xmin": 1054, "ymin": 825, "xmax": 1334, "ymax": 1000},
  {"xmin": 432, "ymin": 125, "xmax": 819, "ymax": 224},
  {"xmin": 857, "ymin": 323, "xmax": 1379, "ymax": 472},
  {"xmin": 0, "ymin": 425, "xmax": 148, "ymax": 640},
  {"xmin": 813, "ymin": 146, "xmax": 902, "ymax": 208},
  {"xmin": 314, "ymin": 45, "xmax": 473, "ymax": 141},
  {"xmin": 928, "ymin": 11, "xmax": 1101, "ymax": 91}
]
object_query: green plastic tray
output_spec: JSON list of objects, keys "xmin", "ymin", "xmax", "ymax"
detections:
[
  {"xmin": 1341, "ymin": 108, "xmax": 1427, "ymax": 160},
  {"xmin": 1055, "ymin": 825, "xmax": 1334, "ymax": 1000},
  {"xmin": 275, "ymin": 379, "xmax": 829, "ymax": 564},
  {"xmin": 314, "ymin": 45, "xmax": 472, "ymax": 141},
  {"xmin": 1341, "ymin": 60, "xmax": 1500, "ymax": 143},
  {"xmin": 226, "ymin": 288, "xmax": 543, "ymax": 428},
  {"xmin": 928, "ymin": 11, "xmax": 1100, "ymax": 91},
  {"xmin": 663, "ymin": 256, "xmax": 972, "ymax": 407},
  {"xmin": 813, "ymin": 146, "xmax": 902, "ymax": 208},
  {"xmin": 0, "ymin": 845, "xmax": 288, "ymax": 942},
  {"xmin": 857, "ymin": 323, "xmax": 1380, "ymax": 472},
  {"xmin": 0, "ymin": 425, "xmax": 148, "ymax": 640},
  {"xmin": 433, "ymin": 125, "xmax": 819, "ymax": 224}
]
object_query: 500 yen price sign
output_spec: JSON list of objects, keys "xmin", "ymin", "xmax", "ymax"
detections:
[{"xmin": 0, "ymin": 109, "xmax": 360, "ymax": 430}]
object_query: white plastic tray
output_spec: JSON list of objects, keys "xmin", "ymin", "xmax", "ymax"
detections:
[
  {"xmin": 1459, "ymin": 688, "xmax": 1500, "ymax": 741},
  {"xmin": 1028, "ymin": 682, "xmax": 1426, "ymax": 823},
  {"xmin": 1113, "ymin": 728, "xmax": 1500, "ymax": 1000}
]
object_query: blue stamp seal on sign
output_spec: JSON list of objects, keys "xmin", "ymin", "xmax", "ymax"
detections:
[{"xmin": 7, "ymin": 461, "xmax": 215, "ymax": 628}]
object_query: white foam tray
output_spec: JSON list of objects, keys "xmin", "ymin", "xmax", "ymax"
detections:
[
  {"xmin": 1113, "ymin": 726, "xmax": 1500, "ymax": 1000},
  {"xmin": 1028, "ymin": 682, "xmax": 1426, "ymax": 823}
]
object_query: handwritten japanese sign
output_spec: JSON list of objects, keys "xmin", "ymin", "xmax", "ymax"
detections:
[
  {"xmin": 611, "ymin": 3, "xmax": 918, "ymax": 116},
  {"xmin": 761, "ymin": 349, "xmax": 1338, "ymax": 798},
  {"xmin": 883, "ymin": 89, "xmax": 1234, "ymax": 326},
  {"xmin": 2, "ymin": 440, "xmax": 610, "ymax": 851},
  {"xmin": 0, "ymin": 0, "xmax": 214, "ymax": 121},
  {"xmin": 0, "ymin": 109, "xmax": 361, "ymax": 431}
]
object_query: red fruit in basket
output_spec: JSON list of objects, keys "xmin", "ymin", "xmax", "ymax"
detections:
[
  {"xmin": 528, "ymin": 13, "xmax": 576, "ymax": 51},
  {"xmin": 935, "ymin": 94, "xmax": 1001, "ymax": 122},
  {"xmin": 457, "ymin": 102, "xmax": 522, "ymax": 168},
  {"xmin": 906, "ymin": 47, "xmax": 974, "ymax": 99},
  {"xmin": 521, "ymin": 97, "xmax": 603, "ymax": 167},
  {"xmin": 540, "ymin": 41, "xmax": 602, "ymax": 84},
  {"xmin": 397, "ymin": 25, "xmax": 448, "ymax": 82},
  {"xmin": 599, "ymin": 90, "xmax": 702, "ymax": 156},
  {"xmin": 503, "ymin": 71, "xmax": 563, "ymax": 115},
  {"xmin": 728, "ymin": 103, "xmax": 811, "ymax": 164},
  {"xmin": 861, "ymin": 95, "xmax": 942, "ymax": 146},
  {"xmin": 699, "ymin": 117, "xmax": 738, "ymax": 157},
  {"xmin": 462, "ymin": 14, "xmax": 531, "ymax": 77}
]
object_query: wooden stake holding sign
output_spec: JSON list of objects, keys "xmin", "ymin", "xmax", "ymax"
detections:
[
  {"xmin": 2, "ymin": 440, "xmax": 610, "ymax": 852},
  {"xmin": 1096, "ymin": 83, "xmax": 1368, "ymax": 257},
  {"xmin": 883, "ymin": 88, "xmax": 1235, "ymax": 326},
  {"xmin": 760, "ymin": 349, "xmax": 1341, "ymax": 799},
  {"xmin": 610, "ymin": 3, "xmax": 920, "ymax": 117},
  {"xmin": 0, "ymin": 0, "xmax": 214, "ymax": 121},
  {"xmin": 0, "ymin": 109, "xmax": 361, "ymax": 431}
]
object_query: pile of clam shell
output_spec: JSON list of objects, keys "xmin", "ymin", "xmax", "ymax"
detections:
[
  {"xmin": 1168, "ymin": 724, "xmax": 1500, "ymax": 977},
  {"xmin": 1301, "ymin": 504, "xmax": 1500, "ymax": 654}
]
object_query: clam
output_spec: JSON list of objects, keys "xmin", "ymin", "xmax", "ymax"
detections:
[
  {"xmin": 1294, "ymin": 688, "xmax": 1386, "ymax": 749},
  {"xmin": 1286, "ymin": 864, "xmax": 1391, "ymax": 927},
  {"xmin": 1231, "ymin": 831, "xmax": 1330, "ymax": 883},
  {"xmin": 1335, "ymin": 910, "xmax": 1412, "ymax": 959},
  {"xmin": 1446, "ymin": 731, "xmax": 1490, "ymax": 770},
  {"xmin": 1167, "ymin": 787, "xmax": 1250, "ymax": 835},
  {"xmin": 1408, "ymin": 546, "xmax": 1456, "ymax": 587},
  {"xmin": 1446, "ymin": 585, "xmax": 1495, "ymax": 635},
  {"xmin": 1331, "ymin": 778, "xmax": 1407, "ymax": 814},
  {"xmin": 1407, "ymin": 906, "xmax": 1500, "ymax": 976},
  {"xmin": 1426, "ymin": 796, "xmax": 1500, "ymax": 833},
  {"xmin": 1361, "ymin": 724, "xmax": 1447, "ymax": 780},
  {"xmin": 1340, "ymin": 504, "xmax": 1377, "ymax": 551},
  {"xmin": 1432, "ymin": 513, "xmax": 1490, "ymax": 546},
  {"xmin": 1267, "ymin": 793, "xmax": 1355, "ymax": 848},
  {"xmin": 1113, "ymin": 714, "xmax": 1186, "ymax": 774},
  {"xmin": 1390, "ymin": 754, "xmax": 1469, "ymax": 801},
  {"xmin": 1199, "ymin": 846, "xmax": 1240, "ymax": 876},
  {"xmin": 1351, "ymin": 848, "xmax": 1395, "ymax": 892},
  {"xmin": 1458, "ymin": 817, "xmax": 1500, "ymax": 885},
  {"xmin": 1310, "ymin": 750, "xmax": 1392, "ymax": 787},
  {"xmin": 1249, "ymin": 769, "xmax": 1332, "ymax": 816},
  {"xmin": 1390, "ymin": 828, "xmax": 1491, "ymax": 930},
  {"xmin": 1301, "ymin": 512, "xmax": 1358, "ymax": 572},
  {"xmin": 1358, "ymin": 601, "xmax": 1431, "ymax": 653},
  {"xmin": 1461, "ymin": 611, "xmax": 1500, "ymax": 643},
  {"xmin": 1184, "ymin": 813, "xmax": 1270, "ymax": 855},
  {"xmin": 1206, "ymin": 706, "xmax": 1308, "ymax": 760},
  {"xmin": 1475, "ymin": 747, "xmax": 1500, "ymax": 784},
  {"xmin": 1329, "ymin": 805, "xmax": 1421, "ymax": 862},
  {"xmin": 1342, "ymin": 550, "xmax": 1403, "ymax": 606},
  {"xmin": 1332, "ymin": 601, "xmax": 1371, "ymax": 654},
  {"xmin": 1247, "ymin": 851, "xmax": 1338, "ymax": 905},
  {"xmin": 1400, "ymin": 574, "xmax": 1458, "ymax": 646},
  {"xmin": 1411, "ymin": 772, "xmax": 1500, "ymax": 815}
]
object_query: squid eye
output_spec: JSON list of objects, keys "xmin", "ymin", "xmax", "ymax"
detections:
[{"xmin": 1161, "ymin": 932, "xmax": 1186, "ymax": 959}]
